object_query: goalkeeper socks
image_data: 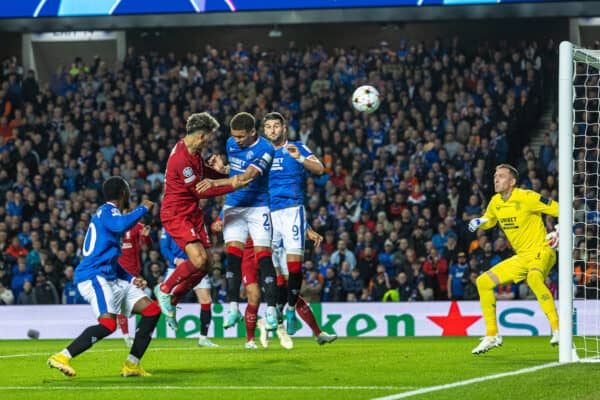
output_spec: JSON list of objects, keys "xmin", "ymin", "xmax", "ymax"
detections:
[
  {"xmin": 476, "ymin": 273, "xmax": 499, "ymax": 336},
  {"xmin": 200, "ymin": 303, "xmax": 212, "ymax": 337},
  {"xmin": 161, "ymin": 260, "xmax": 198, "ymax": 294},
  {"xmin": 226, "ymin": 246, "xmax": 243, "ymax": 302},
  {"xmin": 257, "ymin": 251, "xmax": 277, "ymax": 307},
  {"xmin": 67, "ymin": 318, "xmax": 116, "ymax": 358},
  {"xmin": 296, "ymin": 296, "xmax": 321, "ymax": 335},
  {"xmin": 245, "ymin": 303, "xmax": 259, "ymax": 342},
  {"xmin": 130, "ymin": 302, "xmax": 161, "ymax": 360},
  {"xmin": 527, "ymin": 270, "xmax": 559, "ymax": 331}
]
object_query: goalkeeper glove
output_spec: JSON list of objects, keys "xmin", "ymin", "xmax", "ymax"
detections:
[
  {"xmin": 468, "ymin": 217, "xmax": 489, "ymax": 232},
  {"xmin": 546, "ymin": 224, "xmax": 559, "ymax": 249}
]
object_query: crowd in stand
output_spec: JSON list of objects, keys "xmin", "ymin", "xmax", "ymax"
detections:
[{"xmin": 0, "ymin": 37, "xmax": 562, "ymax": 305}]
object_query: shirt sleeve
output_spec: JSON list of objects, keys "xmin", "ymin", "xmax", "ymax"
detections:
[
  {"xmin": 299, "ymin": 143, "xmax": 314, "ymax": 158},
  {"xmin": 102, "ymin": 205, "xmax": 148, "ymax": 234},
  {"xmin": 523, "ymin": 190, "xmax": 559, "ymax": 217},
  {"xmin": 479, "ymin": 197, "xmax": 498, "ymax": 230},
  {"xmin": 248, "ymin": 146, "xmax": 273, "ymax": 175}
]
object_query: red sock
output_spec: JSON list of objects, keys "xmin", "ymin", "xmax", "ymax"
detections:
[
  {"xmin": 161, "ymin": 260, "xmax": 198, "ymax": 293},
  {"xmin": 276, "ymin": 275, "xmax": 285, "ymax": 286},
  {"xmin": 117, "ymin": 314, "xmax": 129, "ymax": 335},
  {"xmin": 245, "ymin": 303, "xmax": 259, "ymax": 342},
  {"xmin": 170, "ymin": 268, "xmax": 207, "ymax": 306},
  {"xmin": 296, "ymin": 296, "xmax": 321, "ymax": 335}
]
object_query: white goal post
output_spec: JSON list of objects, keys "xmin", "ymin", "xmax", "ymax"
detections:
[{"xmin": 558, "ymin": 41, "xmax": 600, "ymax": 363}]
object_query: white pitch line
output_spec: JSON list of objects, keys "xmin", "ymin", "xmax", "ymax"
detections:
[
  {"xmin": 370, "ymin": 362, "xmax": 561, "ymax": 400},
  {"xmin": 0, "ymin": 386, "xmax": 414, "ymax": 391},
  {"xmin": 0, "ymin": 346, "xmax": 241, "ymax": 359}
]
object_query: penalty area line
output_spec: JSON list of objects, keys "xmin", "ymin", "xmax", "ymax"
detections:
[{"xmin": 370, "ymin": 362, "xmax": 561, "ymax": 400}]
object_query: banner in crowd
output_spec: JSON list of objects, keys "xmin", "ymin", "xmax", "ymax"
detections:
[{"xmin": 0, "ymin": 300, "xmax": 597, "ymax": 339}]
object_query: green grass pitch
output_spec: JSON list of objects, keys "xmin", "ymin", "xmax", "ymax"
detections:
[{"xmin": 0, "ymin": 337, "xmax": 599, "ymax": 400}]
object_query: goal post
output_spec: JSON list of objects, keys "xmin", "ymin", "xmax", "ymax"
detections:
[
  {"xmin": 559, "ymin": 41, "xmax": 600, "ymax": 363},
  {"xmin": 558, "ymin": 40, "xmax": 574, "ymax": 364}
]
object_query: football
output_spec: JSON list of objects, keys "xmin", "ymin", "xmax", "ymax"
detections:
[{"xmin": 352, "ymin": 85, "xmax": 381, "ymax": 113}]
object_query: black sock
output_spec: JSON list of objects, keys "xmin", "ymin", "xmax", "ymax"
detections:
[
  {"xmin": 130, "ymin": 314, "xmax": 160, "ymax": 360},
  {"xmin": 287, "ymin": 271, "xmax": 302, "ymax": 308},
  {"xmin": 200, "ymin": 307, "xmax": 211, "ymax": 336},
  {"xmin": 258, "ymin": 256, "xmax": 276, "ymax": 307},
  {"xmin": 276, "ymin": 284, "xmax": 287, "ymax": 323},
  {"xmin": 67, "ymin": 324, "xmax": 113, "ymax": 358},
  {"xmin": 226, "ymin": 251, "xmax": 242, "ymax": 302}
]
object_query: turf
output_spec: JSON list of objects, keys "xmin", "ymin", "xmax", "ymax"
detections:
[{"xmin": 0, "ymin": 337, "xmax": 598, "ymax": 400}]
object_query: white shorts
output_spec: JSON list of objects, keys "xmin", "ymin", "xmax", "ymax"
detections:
[
  {"xmin": 271, "ymin": 242, "xmax": 289, "ymax": 277},
  {"xmin": 78, "ymin": 276, "xmax": 146, "ymax": 318},
  {"xmin": 165, "ymin": 268, "xmax": 211, "ymax": 290},
  {"xmin": 271, "ymin": 205, "xmax": 306, "ymax": 257},
  {"xmin": 223, "ymin": 205, "xmax": 272, "ymax": 247}
]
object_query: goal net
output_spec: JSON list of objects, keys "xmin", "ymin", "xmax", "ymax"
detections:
[{"xmin": 559, "ymin": 42, "xmax": 600, "ymax": 362}]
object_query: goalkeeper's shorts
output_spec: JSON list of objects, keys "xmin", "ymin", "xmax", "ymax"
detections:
[{"xmin": 488, "ymin": 247, "xmax": 556, "ymax": 284}]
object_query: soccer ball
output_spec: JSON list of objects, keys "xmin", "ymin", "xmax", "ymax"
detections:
[{"xmin": 352, "ymin": 85, "xmax": 380, "ymax": 113}]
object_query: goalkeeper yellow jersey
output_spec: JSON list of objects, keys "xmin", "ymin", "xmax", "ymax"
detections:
[{"xmin": 480, "ymin": 188, "xmax": 559, "ymax": 254}]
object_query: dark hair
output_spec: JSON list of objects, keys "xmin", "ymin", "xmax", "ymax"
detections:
[
  {"xmin": 186, "ymin": 112, "xmax": 220, "ymax": 136},
  {"xmin": 495, "ymin": 164, "xmax": 519, "ymax": 181},
  {"xmin": 230, "ymin": 112, "xmax": 256, "ymax": 132},
  {"xmin": 102, "ymin": 176, "xmax": 130, "ymax": 202},
  {"xmin": 263, "ymin": 112, "xmax": 286, "ymax": 125}
]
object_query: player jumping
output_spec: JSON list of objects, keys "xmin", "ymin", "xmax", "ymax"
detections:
[
  {"xmin": 197, "ymin": 112, "xmax": 279, "ymax": 331},
  {"xmin": 154, "ymin": 112, "xmax": 243, "ymax": 328},
  {"xmin": 262, "ymin": 112, "xmax": 335, "ymax": 346}
]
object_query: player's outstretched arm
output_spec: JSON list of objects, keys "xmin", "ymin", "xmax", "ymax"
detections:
[
  {"xmin": 524, "ymin": 191, "xmax": 559, "ymax": 217},
  {"xmin": 287, "ymin": 143, "xmax": 324, "ymax": 175},
  {"xmin": 103, "ymin": 201, "xmax": 153, "ymax": 234}
]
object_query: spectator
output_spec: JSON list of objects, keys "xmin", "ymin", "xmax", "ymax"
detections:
[
  {"xmin": 395, "ymin": 272, "xmax": 414, "ymax": 302},
  {"xmin": 10, "ymin": 258, "xmax": 32, "ymax": 300},
  {"xmin": 17, "ymin": 280, "xmax": 34, "ymax": 304},
  {"xmin": 322, "ymin": 267, "xmax": 343, "ymax": 302},
  {"xmin": 369, "ymin": 264, "xmax": 391, "ymax": 301},
  {"xmin": 422, "ymin": 248, "xmax": 449, "ymax": 300},
  {"xmin": 447, "ymin": 252, "xmax": 470, "ymax": 300},
  {"xmin": 342, "ymin": 268, "xmax": 366, "ymax": 302},
  {"xmin": 61, "ymin": 265, "xmax": 85, "ymax": 304},
  {"xmin": 330, "ymin": 240, "xmax": 357, "ymax": 271},
  {"xmin": 32, "ymin": 272, "xmax": 59, "ymax": 304}
]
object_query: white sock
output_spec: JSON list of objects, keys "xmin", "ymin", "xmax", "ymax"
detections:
[
  {"xmin": 60, "ymin": 349, "xmax": 72, "ymax": 359},
  {"xmin": 127, "ymin": 354, "xmax": 140, "ymax": 365},
  {"xmin": 267, "ymin": 306, "xmax": 277, "ymax": 317},
  {"xmin": 230, "ymin": 302, "xmax": 239, "ymax": 312}
]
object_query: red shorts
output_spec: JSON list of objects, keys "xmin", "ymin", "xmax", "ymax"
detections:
[
  {"xmin": 162, "ymin": 211, "xmax": 212, "ymax": 252},
  {"xmin": 242, "ymin": 237, "xmax": 259, "ymax": 287}
]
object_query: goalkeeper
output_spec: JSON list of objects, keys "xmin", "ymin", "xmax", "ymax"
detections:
[{"xmin": 469, "ymin": 164, "xmax": 559, "ymax": 355}]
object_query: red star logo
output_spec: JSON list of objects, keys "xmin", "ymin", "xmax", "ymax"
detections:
[{"xmin": 427, "ymin": 301, "xmax": 481, "ymax": 336}]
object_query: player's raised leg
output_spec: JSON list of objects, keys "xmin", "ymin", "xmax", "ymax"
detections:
[{"xmin": 121, "ymin": 293, "xmax": 161, "ymax": 377}]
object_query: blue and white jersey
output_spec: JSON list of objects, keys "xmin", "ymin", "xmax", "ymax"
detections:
[
  {"xmin": 74, "ymin": 202, "xmax": 148, "ymax": 284},
  {"xmin": 269, "ymin": 141, "xmax": 314, "ymax": 212},
  {"xmin": 159, "ymin": 228, "xmax": 187, "ymax": 270},
  {"xmin": 225, "ymin": 136, "xmax": 273, "ymax": 208}
]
